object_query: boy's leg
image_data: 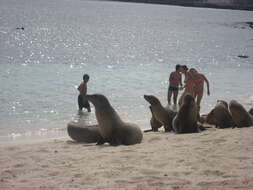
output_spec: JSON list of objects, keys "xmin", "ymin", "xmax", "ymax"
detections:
[
  {"xmin": 83, "ymin": 100, "xmax": 91, "ymax": 112},
  {"xmin": 78, "ymin": 95, "xmax": 84, "ymax": 110}
]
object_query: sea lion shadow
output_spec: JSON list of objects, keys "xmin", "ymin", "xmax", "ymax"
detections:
[{"xmin": 65, "ymin": 140, "xmax": 96, "ymax": 147}]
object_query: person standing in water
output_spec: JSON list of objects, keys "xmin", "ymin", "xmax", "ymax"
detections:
[
  {"xmin": 167, "ymin": 64, "xmax": 183, "ymax": 105},
  {"xmin": 190, "ymin": 68, "xmax": 210, "ymax": 108},
  {"xmin": 178, "ymin": 65, "xmax": 195, "ymax": 105},
  {"xmin": 77, "ymin": 74, "xmax": 91, "ymax": 112}
]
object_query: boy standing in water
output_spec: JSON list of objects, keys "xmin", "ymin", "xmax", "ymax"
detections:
[
  {"xmin": 167, "ymin": 64, "xmax": 183, "ymax": 105},
  {"xmin": 77, "ymin": 74, "xmax": 91, "ymax": 112}
]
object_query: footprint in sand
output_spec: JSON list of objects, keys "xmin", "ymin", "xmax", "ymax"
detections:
[
  {"xmin": 13, "ymin": 163, "xmax": 25, "ymax": 168},
  {"xmin": 148, "ymin": 137, "xmax": 162, "ymax": 143},
  {"xmin": 202, "ymin": 169, "xmax": 225, "ymax": 176}
]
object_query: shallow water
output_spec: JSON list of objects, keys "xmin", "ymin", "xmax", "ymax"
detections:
[{"xmin": 0, "ymin": 0, "xmax": 253, "ymax": 141}]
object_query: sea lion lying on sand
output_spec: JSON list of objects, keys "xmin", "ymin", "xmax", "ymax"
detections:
[
  {"xmin": 206, "ymin": 100, "xmax": 234, "ymax": 128},
  {"xmin": 144, "ymin": 95, "xmax": 177, "ymax": 132},
  {"xmin": 172, "ymin": 94, "xmax": 200, "ymax": 133},
  {"xmin": 86, "ymin": 94, "xmax": 143, "ymax": 146},
  {"xmin": 229, "ymin": 100, "xmax": 253, "ymax": 128},
  {"xmin": 67, "ymin": 121, "xmax": 101, "ymax": 143}
]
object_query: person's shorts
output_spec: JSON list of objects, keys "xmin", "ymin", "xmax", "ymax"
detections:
[
  {"xmin": 168, "ymin": 86, "xmax": 179, "ymax": 92},
  {"xmin": 78, "ymin": 95, "xmax": 90, "ymax": 109}
]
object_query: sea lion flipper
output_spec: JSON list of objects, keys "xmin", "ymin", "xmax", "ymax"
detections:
[
  {"xmin": 109, "ymin": 135, "xmax": 122, "ymax": 146},
  {"xmin": 96, "ymin": 136, "xmax": 106, "ymax": 145}
]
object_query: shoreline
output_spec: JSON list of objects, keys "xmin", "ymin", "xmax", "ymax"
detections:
[
  {"xmin": 1, "ymin": 127, "xmax": 253, "ymax": 189},
  {"xmin": 101, "ymin": 0, "xmax": 253, "ymax": 11}
]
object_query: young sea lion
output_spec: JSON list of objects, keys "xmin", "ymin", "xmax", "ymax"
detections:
[
  {"xmin": 86, "ymin": 94, "xmax": 143, "ymax": 146},
  {"xmin": 148, "ymin": 106, "xmax": 163, "ymax": 132},
  {"xmin": 67, "ymin": 121, "xmax": 101, "ymax": 143},
  {"xmin": 206, "ymin": 100, "xmax": 234, "ymax": 128},
  {"xmin": 144, "ymin": 95, "xmax": 177, "ymax": 132},
  {"xmin": 229, "ymin": 100, "xmax": 253, "ymax": 128},
  {"xmin": 172, "ymin": 94, "xmax": 199, "ymax": 133}
]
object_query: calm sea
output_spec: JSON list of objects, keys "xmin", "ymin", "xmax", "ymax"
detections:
[{"xmin": 0, "ymin": 0, "xmax": 253, "ymax": 141}]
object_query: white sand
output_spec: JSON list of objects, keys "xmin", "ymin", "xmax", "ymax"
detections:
[{"xmin": 1, "ymin": 127, "xmax": 253, "ymax": 190}]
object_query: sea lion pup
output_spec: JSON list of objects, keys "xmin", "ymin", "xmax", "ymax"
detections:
[
  {"xmin": 172, "ymin": 94, "xmax": 199, "ymax": 133},
  {"xmin": 85, "ymin": 94, "xmax": 143, "ymax": 146},
  {"xmin": 144, "ymin": 106, "xmax": 162, "ymax": 132},
  {"xmin": 206, "ymin": 100, "xmax": 234, "ymax": 128},
  {"xmin": 149, "ymin": 106, "xmax": 163, "ymax": 131},
  {"xmin": 229, "ymin": 100, "xmax": 253, "ymax": 128},
  {"xmin": 144, "ymin": 95, "xmax": 176, "ymax": 132}
]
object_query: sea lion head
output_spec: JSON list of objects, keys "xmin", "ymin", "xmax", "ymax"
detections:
[
  {"xmin": 183, "ymin": 94, "xmax": 195, "ymax": 105},
  {"xmin": 86, "ymin": 94, "xmax": 111, "ymax": 108},
  {"xmin": 144, "ymin": 95, "xmax": 161, "ymax": 105},
  {"xmin": 249, "ymin": 108, "xmax": 253, "ymax": 116},
  {"xmin": 217, "ymin": 100, "xmax": 228, "ymax": 109},
  {"xmin": 229, "ymin": 100, "xmax": 247, "ymax": 120}
]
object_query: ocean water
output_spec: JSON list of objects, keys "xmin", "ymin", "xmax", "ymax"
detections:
[{"xmin": 0, "ymin": 0, "xmax": 253, "ymax": 141}]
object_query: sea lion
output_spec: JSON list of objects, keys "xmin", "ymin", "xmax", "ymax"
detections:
[
  {"xmin": 86, "ymin": 94, "xmax": 143, "ymax": 146},
  {"xmin": 206, "ymin": 100, "xmax": 234, "ymax": 128},
  {"xmin": 67, "ymin": 121, "xmax": 101, "ymax": 143},
  {"xmin": 145, "ymin": 106, "xmax": 163, "ymax": 132},
  {"xmin": 172, "ymin": 94, "xmax": 199, "ymax": 133},
  {"xmin": 249, "ymin": 108, "xmax": 253, "ymax": 116},
  {"xmin": 229, "ymin": 100, "xmax": 253, "ymax": 128},
  {"xmin": 144, "ymin": 95, "xmax": 177, "ymax": 132}
]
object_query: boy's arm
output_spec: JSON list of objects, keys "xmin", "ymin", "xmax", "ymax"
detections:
[
  {"xmin": 203, "ymin": 75, "xmax": 210, "ymax": 95},
  {"xmin": 77, "ymin": 84, "xmax": 81, "ymax": 92}
]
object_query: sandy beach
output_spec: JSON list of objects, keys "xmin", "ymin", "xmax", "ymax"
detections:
[{"xmin": 1, "ymin": 126, "xmax": 253, "ymax": 190}]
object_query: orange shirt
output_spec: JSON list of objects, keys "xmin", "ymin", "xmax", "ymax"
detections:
[{"xmin": 193, "ymin": 73, "xmax": 205, "ymax": 93}]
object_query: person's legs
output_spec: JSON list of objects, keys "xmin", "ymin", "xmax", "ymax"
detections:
[
  {"xmin": 195, "ymin": 92, "xmax": 203, "ymax": 107},
  {"xmin": 78, "ymin": 95, "xmax": 84, "ymax": 110},
  {"xmin": 83, "ymin": 99, "xmax": 91, "ymax": 112},
  {"xmin": 167, "ymin": 88, "xmax": 173, "ymax": 105},
  {"xmin": 85, "ymin": 101, "xmax": 91, "ymax": 112},
  {"xmin": 178, "ymin": 91, "xmax": 185, "ymax": 106},
  {"xmin": 173, "ymin": 90, "xmax": 179, "ymax": 105}
]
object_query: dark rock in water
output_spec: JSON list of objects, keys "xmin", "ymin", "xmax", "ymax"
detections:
[
  {"xmin": 67, "ymin": 121, "xmax": 101, "ymax": 143},
  {"xmin": 16, "ymin": 27, "xmax": 24, "ymax": 30},
  {"xmin": 238, "ymin": 55, "xmax": 249, "ymax": 59},
  {"xmin": 246, "ymin": 22, "xmax": 253, "ymax": 29}
]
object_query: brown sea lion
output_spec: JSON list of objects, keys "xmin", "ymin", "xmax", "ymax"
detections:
[
  {"xmin": 229, "ymin": 100, "xmax": 253, "ymax": 128},
  {"xmin": 67, "ymin": 121, "xmax": 101, "ymax": 143},
  {"xmin": 86, "ymin": 94, "xmax": 143, "ymax": 146},
  {"xmin": 249, "ymin": 108, "xmax": 253, "ymax": 116},
  {"xmin": 148, "ymin": 106, "xmax": 163, "ymax": 132},
  {"xmin": 206, "ymin": 100, "xmax": 234, "ymax": 128},
  {"xmin": 172, "ymin": 94, "xmax": 199, "ymax": 133},
  {"xmin": 144, "ymin": 95, "xmax": 177, "ymax": 132}
]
